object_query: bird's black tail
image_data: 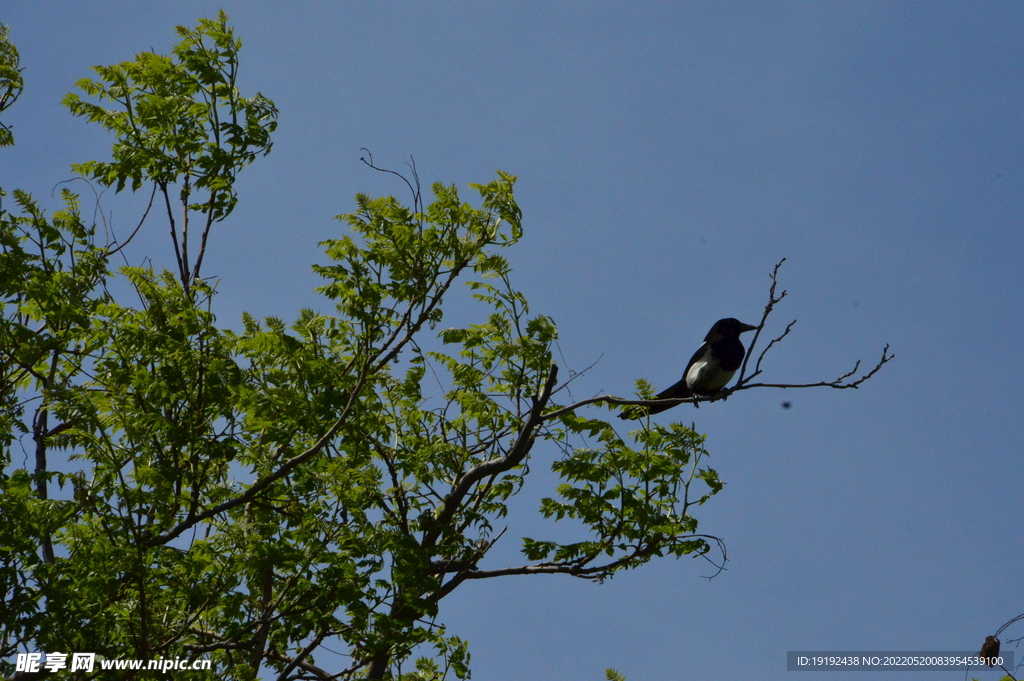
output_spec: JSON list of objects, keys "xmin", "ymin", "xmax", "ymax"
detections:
[{"xmin": 618, "ymin": 380, "xmax": 692, "ymax": 420}]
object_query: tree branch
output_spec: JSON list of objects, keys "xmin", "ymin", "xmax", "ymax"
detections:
[
  {"xmin": 548, "ymin": 258, "xmax": 893, "ymax": 417},
  {"xmin": 190, "ymin": 190, "xmax": 218, "ymax": 287},
  {"xmin": 143, "ymin": 360, "xmax": 370, "ymax": 547},
  {"xmin": 106, "ymin": 183, "xmax": 157, "ymax": 257},
  {"xmin": 422, "ymin": 364, "xmax": 559, "ymax": 549},
  {"xmin": 458, "ymin": 533, "xmax": 725, "ymax": 582},
  {"xmin": 541, "ymin": 393, "xmax": 726, "ymax": 422},
  {"xmin": 271, "ymin": 631, "xmax": 330, "ymax": 681},
  {"xmin": 159, "ymin": 181, "xmax": 188, "ymax": 287},
  {"xmin": 732, "ymin": 343, "xmax": 894, "ymax": 393},
  {"xmin": 737, "ymin": 257, "xmax": 787, "ymax": 384}
]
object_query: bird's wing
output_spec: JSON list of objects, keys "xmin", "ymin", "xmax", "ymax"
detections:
[
  {"xmin": 675, "ymin": 342, "xmax": 712, "ymax": 395},
  {"xmin": 651, "ymin": 342, "xmax": 709, "ymax": 403}
]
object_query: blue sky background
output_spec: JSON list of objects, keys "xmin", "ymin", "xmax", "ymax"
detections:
[{"xmin": 3, "ymin": 3, "xmax": 1022, "ymax": 680}]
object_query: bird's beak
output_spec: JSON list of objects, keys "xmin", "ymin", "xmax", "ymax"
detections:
[{"xmin": 740, "ymin": 322, "xmax": 758, "ymax": 333}]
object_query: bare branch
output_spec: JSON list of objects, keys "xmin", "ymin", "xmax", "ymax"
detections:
[
  {"xmin": 737, "ymin": 257, "xmax": 787, "ymax": 384},
  {"xmin": 159, "ymin": 181, "xmax": 188, "ymax": 287},
  {"xmin": 360, "ymin": 149, "xmax": 422, "ymax": 215},
  {"xmin": 178, "ymin": 174, "xmax": 193, "ymax": 296},
  {"xmin": 732, "ymin": 344, "xmax": 894, "ymax": 393},
  {"xmin": 698, "ymin": 536, "xmax": 729, "ymax": 580},
  {"xmin": 994, "ymin": 613, "xmax": 1024, "ymax": 639},
  {"xmin": 748, "ymin": 319, "xmax": 796, "ymax": 382},
  {"xmin": 106, "ymin": 183, "xmax": 157, "ymax": 257},
  {"xmin": 548, "ymin": 352, "xmax": 604, "ymax": 401},
  {"xmin": 190, "ymin": 191, "xmax": 218, "ymax": 287},
  {"xmin": 581, "ymin": 258, "xmax": 895, "ymax": 416}
]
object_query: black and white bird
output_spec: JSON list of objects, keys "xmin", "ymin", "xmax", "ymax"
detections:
[{"xmin": 620, "ymin": 317, "xmax": 757, "ymax": 419}]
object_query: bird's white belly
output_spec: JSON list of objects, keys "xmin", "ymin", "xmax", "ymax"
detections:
[{"xmin": 686, "ymin": 360, "xmax": 735, "ymax": 392}]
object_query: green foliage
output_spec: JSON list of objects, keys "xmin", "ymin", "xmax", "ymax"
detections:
[
  {"xmin": 0, "ymin": 187, "xmax": 110, "ymax": 452},
  {"xmin": 62, "ymin": 10, "xmax": 278, "ymax": 295},
  {"xmin": 0, "ymin": 12, "xmax": 726, "ymax": 681},
  {"xmin": 63, "ymin": 10, "xmax": 276, "ymax": 204},
  {"xmin": 0, "ymin": 23, "xmax": 22, "ymax": 146},
  {"xmin": 617, "ymin": 378, "xmax": 656, "ymax": 420},
  {"xmin": 605, "ymin": 669, "xmax": 627, "ymax": 681},
  {"xmin": 524, "ymin": 417, "xmax": 720, "ymax": 578}
]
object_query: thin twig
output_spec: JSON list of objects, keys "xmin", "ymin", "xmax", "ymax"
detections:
[
  {"xmin": 106, "ymin": 183, "xmax": 157, "ymax": 256},
  {"xmin": 733, "ymin": 344, "xmax": 894, "ymax": 392},
  {"xmin": 748, "ymin": 319, "xmax": 796, "ymax": 382},
  {"xmin": 737, "ymin": 257, "xmax": 787, "ymax": 384},
  {"xmin": 360, "ymin": 149, "xmax": 422, "ymax": 215}
]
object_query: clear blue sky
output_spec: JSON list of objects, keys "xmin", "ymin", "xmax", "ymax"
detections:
[{"xmin": 3, "ymin": 3, "xmax": 1022, "ymax": 679}]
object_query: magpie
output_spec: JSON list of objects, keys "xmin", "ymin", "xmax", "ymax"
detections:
[
  {"xmin": 979, "ymin": 635, "xmax": 1000, "ymax": 668},
  {"xmin": 620, "ymin": 318, "xmax": 757, "ymax": 419}
]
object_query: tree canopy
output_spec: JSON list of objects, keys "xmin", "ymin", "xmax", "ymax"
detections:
[{"xmin": 0, "ymin": 13, "xmax": 746, "ymax": 680}]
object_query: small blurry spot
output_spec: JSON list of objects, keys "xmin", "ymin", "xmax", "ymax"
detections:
[
  {"xmin": 699, "ymin": 237, "xmax": 707, "ymax": 245},
  {"xmin": 852, "ymin": 301, "xmax": 859, "ymax": 308},
  {"xmin": 781, "ymin": 401, "xmax": 791, "ymax": 409}
]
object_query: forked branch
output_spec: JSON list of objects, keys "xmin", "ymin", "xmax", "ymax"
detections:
[{"xmin": 542, "ymin": 258, "xmax": 893, "ymax": 419}]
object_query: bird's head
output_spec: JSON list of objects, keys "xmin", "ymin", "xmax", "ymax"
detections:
[{"xmin": 705, "ymin": 318, "xmax": 758, "ymax": 341}]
